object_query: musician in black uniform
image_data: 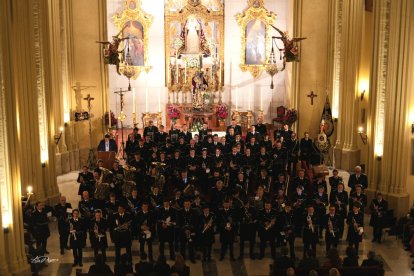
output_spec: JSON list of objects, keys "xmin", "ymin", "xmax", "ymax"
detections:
[
  {"xmin": 292, "ymin": 169, "xmax": 311, "ymax": 195},
  {"xmin": 90, "ymin": 209, "xmax": 108, "ymax": 262},
  {"xmin": 227, "ymin": 146, "xmax": 243, "ymax": 187},
  {"xmin": 258, "ymin": 201, "xmax": 277, "ymax": 259},
  {"xmin": 178, "ymin": 198, "xmax": 197, "ymax": 263},
  {"xmin": 111, "ymin": 204, "xmax": 133, "ymax": 265},
  {"xmin": 369, "ymin": 192, "xmax": 388, "ymax": 243},
  {"xmin": 69, "ymin": 209, "xmax": 87, "ymax": 267},
  {"xmin": 78, "ymin": 191, "xmax": 95, "ymax": 242},
  {"xmin": 157, "ymin": 198, "xmax": 176, "ymax": 260},
  {"xmin": 272, "ymin": 140, "xmax": 288, "ymax": 179},
  {"xmin": 227, "ymin": 120, "xmax": 242, "ymax": 136},
  {"xmin": 328, "ymin": 169, "xmax": 343, "ymax": 192},
  {"xmin": 218, "ymin": 199, "xmax": 236, "ymax": 261},
  {"xmin": 143, "ymin": 120, "xmax": 158, "ymax": 142},
  {"xmin": 329, "ymin": 182, "xmax": 348, "ymax": 239},
  {"xmin": 313, "ymin": 185, "xmax": 328, "ymax": 238},
  {"xmin": 31, "ymin": 201, "xmax": 51, "ymax": 254},
  {"xmin": 292, "ymin": 185, "xmax": 307, "ymax": 236},
  {"xmin": 349, "ymin": 184, "xmax": 367, "ymax": 213},
  {"xmin": 130, "ymin": 152, "xmax": 147, "ymax": 193},
  {"xmin": 299, "ymin": 132, "xmax": 313, "ymax": 168},
  {"xmin": 199, "ymin": 204, "xmax": 215, "ymax": 262},
  {"xmin": 238, "ymin": 201, "xmax": 257, "ymax": 260},
  {"xmin": 324, "ymin": 205, "xmax": 340, "ymax": 252},
  {"xmin": 155, "ymin": 125, "xmax": 168, "ymax": 146},
  {"xmin": 348, "ymin": 165, "xmax": 368, "ymax": 192},
  {"xmin": 54, "ymin": 196, "xmax": 72, "ymax": 255},
  {"xmin": 105, "ymin": 193, "xmax": 120, "ymax": 220},
  {"xmin": 111, "ymin": 161, "xmax": 125, "ymax": 198},
  {"xmin": 179, "ymin": 124, "xmax": 192, "ymax": 143},
  {"xmin": 209, "ymin": 180, "xmax": 228, "ymax": 213},
  {"xmin": 198, "ymin": 123, "xmax": 209, "ymax": 142},
  {"xmin": 136, "ymin": 201, "xmax": 155, "ymax": 261},
  {"xmin": 280, "ymin": 203, "xmax": 296, "ymax": 259},
  {"xmin": 286, "ymin": 132, "xmax": 299, "ymax": 176},
  {"xmin": 347, "ymin": 202, "xmax": 364, "ymax": 253},
  {"xmin": 149, "ymin": 185, "xmax": 163, "ymax": 210},
  {"xmin": 302, "ymin": 204, "xmax": 319, "ymax": 258},
  {"xmin": 255, "ymin": 118, "xmax": 267, "ymax": 138},
  {"xmin": 77, "ymin": 165, "xmax": 94, "ymax": 197}
]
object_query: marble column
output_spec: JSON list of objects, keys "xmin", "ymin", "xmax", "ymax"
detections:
[
  {"xmin": 334, "ymin": 0, "xmax": 364, "ymax": 170},
  {"xmin": 377, "ymin": 0, "xmax": 412, "ymax": 217}
]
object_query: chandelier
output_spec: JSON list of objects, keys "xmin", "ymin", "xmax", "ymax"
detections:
[{"xmin": 265, "ymin": 42, "xmax": 279, "ymax": 90}]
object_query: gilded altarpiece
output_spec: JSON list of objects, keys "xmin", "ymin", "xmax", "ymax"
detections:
[{"xmin": 164, "ymin": 0, "xmax": 224, "ymax": 131}]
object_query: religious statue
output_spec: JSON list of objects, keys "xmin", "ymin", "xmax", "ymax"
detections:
[
  {"xmin": 270, "ymin": 25, "xmax": 307, "ymax": 70},
  {"xmin": 191, "ymin": 71, "xmax": 208, "ymax": 110},
  {"xmin": 178, "ymin": 17, "xmax": 210, "ymax": 56},
  {"xmin": 96, "ymin": 27, "xmax": 129, "ymax": 75}
]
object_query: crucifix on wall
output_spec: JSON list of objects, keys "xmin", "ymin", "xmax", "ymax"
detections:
[{"xmin": 307, "ymin": 91, "xmax": 318, "ymax": 105}]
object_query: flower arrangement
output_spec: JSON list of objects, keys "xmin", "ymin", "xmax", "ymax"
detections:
[
  {"xmin": 282, "ymin": 108, "xmax": 298, "ymax": 125},
  {"xmin": 167, "ymin": 105, "xmax": 180, "ymax": 122},
  {"xmin": 105, "ymin": 111, "xmax": 118, "ymax": 127},
  {"xmin": 216, "ymin": 104, "xmax": 228, "ymax": 121}
]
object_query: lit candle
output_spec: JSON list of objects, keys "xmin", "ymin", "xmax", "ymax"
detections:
[
  {"xmin": 236, "ymin": 87, "xmax": 238, "ymax": 111},
  {"xmin": 158, "ymin": 88, "xmax": 161, "ymax": 112},
  {"xmin": 145, "ymin": 87, "xmax": 148, "ymax": 112},
  {"xmin": 219, "ymin": 60, "xmax": 222, "ymax": 86},
  {"xmin": 132, "ymin": 88, "xmax": 136, "ymax": 114}
]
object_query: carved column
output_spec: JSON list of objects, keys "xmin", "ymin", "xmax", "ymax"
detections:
[
  {"xmin": 377, "ymin": 0, "xmax": 412, "ymax": 217},
  {"xmin": 334, "ymin": 0, "xmax": 364, "ymax": 170}
]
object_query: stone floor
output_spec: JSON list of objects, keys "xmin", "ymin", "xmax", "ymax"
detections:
[{"xmin": 33, "ymin": 170, "xmax": 414, "ymax": 275}]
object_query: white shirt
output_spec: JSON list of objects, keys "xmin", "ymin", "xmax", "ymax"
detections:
[{"xmin": 105, "ymin": 141, "xmax": 109, "ymax": 151}]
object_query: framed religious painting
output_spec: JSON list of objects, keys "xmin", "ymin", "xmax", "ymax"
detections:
[
  {"xmin": 112, "ymin": 0, "xmax": 153, "ymax": 79},
  {"xmin": 236, "ymin": 0, "xmax": 276, "ymax": 78}
]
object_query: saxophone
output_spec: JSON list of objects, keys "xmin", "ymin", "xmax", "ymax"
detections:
[
  {"xmin": 307, "ymin": 215, "xmax": 314, "ymax": 233},
  {"xmin": 70, "ymin": 222, "xmax": 77, "ymax": 241},
  {"xmin": 328, "ymin": 217, "xmax": 335, "ymax": 237}
]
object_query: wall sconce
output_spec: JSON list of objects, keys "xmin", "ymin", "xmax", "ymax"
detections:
[
  {"xmin": 54, "ymin": 126, "xmax": 64, "ymax": 145},
  {"xmin": 358, "ymin": 126, "xmax": 367, "ymax": 144},
  {"xmin": 25, "ymin": 185, "xmax": 33, "ymax": 208},
  {"xmin": 360, "ymin": 89, "xmax": 366, "ymax": 101},
  {"xmin": 2, "ymin": 211, "xmax": 11, "ymax": 233}
]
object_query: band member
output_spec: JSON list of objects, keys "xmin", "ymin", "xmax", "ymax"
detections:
[
  {"xmin": 218, "ymin": 199, "xmax": 236, "ymax": 261},
  {"xmin": 178, "ymin": 198, "xmax": 197, "ymax": 263},
  {"xmin": 226, "ymin": 120, "xmax": 242, "ymax": 136},
  {"xmin": 157, "ymin": 198, "xmax": 176, "ymax": 260},
  {"xmin": 280, "ymin": 203, "xmax": 296, "ymax": 259},
  {"xmin": 136, "ymin": 201, "xmax": 155, "ymax": 261},
  {"xmin": 209, "ymin": 180, "xmax": 228, "ymax": 213},
  {"xmin": 90, "ymin": 209, "xmax": 108, "ymax": 261},
  {"xmin": 125, "ymin": 133, "xmax": 139, "ymax": 162},
  {"xmin": 347, "ymin": 202, "xmax": 364, "ymax": 253},
  {"xmin": 286, "ymin": 132, "xmax": 299, "ymax": 176},
  {"xmin": 111, "ymin": 204, "xmax": 133, "ymax": 265},
  {"xmin": 292, "ymin": 169, "xmax": 311, "ymax": 195},
  {"xmin": 31, "ymin": 201, "xmax": 51, "ymax": 254},
  {"xmin": 105, "ymin": 193, "xmax": 120, "ymax": 220},
  {"xmin": 328, "ymin": 169, "xmax": 343, "ymax": 192},
  {"xmin": 348, "ymin": 165, "xmax": 368, "ymax": 192},
  {"xmin": 369, "ymin": 192, "xmax": 388, "ymax": 243},
  {"xmin": 349, "ymin": 184, "xmax": 367, "ymax": 212},
  {"xmin": 329, "ymin": 182, "xmax": 348, "ymax": 238},
  {"xmin": 302, "ymin": 204, "xmax": 319, "ymax": 258},
  {"xmin": 228, "ymin": 146, "xmax": 243, "ymax": 184},
  {"xmin": 69, "ymin": 209, "xmax": 86, "ymax": 267},
  {"xmin": 111, "ymin": 161, "xmax": 125, "ymax": 198},
  {"xmin": 78, "ymin": 191, "xmax": 95, "ymax": 236},
  {"xmin": 198, "ymin": 123, "xmax": 209, "ymax": 142},
  {"xmin": 126, "ymin": 188, "xmax": 140, "ymax": 214},
  {"xmin": 258, "ymin": 201, "xmax": 277, "ymax": 259},
  {"xmin": 292, "ymin": 185, "xmax": 307, "ymax": 236},
  {"xmin": 299, "ymin": 132, "xmax": 313, "ymax": 168},
  {"xmin": 238, "ymin": 201, "xmax": 257, "ymax": 260},
  {"xmin": 143, "ymin": 120, "xmax": 159, "ymax": 142},
  {"xmin": 324, "ymin": 205, "xmax": 340, "ymax": 252},
  {"xmin": 257, "ymin": 169, "xmax": 272, "ymax": 194},
  {"xmin": 97, "ymin": 134, "xmax": 118, "ymax": 153},
  {"xmin": 199, "ymin": 204, "xmax": 215, "ymax": 262},
  {"xmin": 179, "ymin": 124, "xmax": 192, "ymax": 143},
  {"xmin": 77, "ymin": 165, "xmax": 94, "ymax": 196},
  {"xmin": 54, "ymin": 196, "xmax": 72, "ymax": 255},
  {"xmin": 272, "ymin": 140, "xmax": 288, "ymax": 179},
  {"xmin": 155, "ymin": 125, "xmax": 168, "ymax": 146},
  {"xmin": 149, "ymin": 185, "xmax": 163, "ymax": 210},
  {"xmin": 313, "ymin": 185, "xmax": 328, "ymax": 237}
]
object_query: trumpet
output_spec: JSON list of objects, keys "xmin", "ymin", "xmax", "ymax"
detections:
[
  {"xmin": 328, "ymin": 217, "xmax": 335, "ymax": 237},
  {"xmin": 202, "ymin": 216, "xmax": 213, "ymax": 234},
  {"xmin": 161, "ymin": 216, "xmax": 176, "ymax": 227},
  {"xmin": 307, "ymin": 215, "xmax": 314, "ymax": 233},
  {"xmin": 114, "ymin": 220, "xmax": 132, "ymax": 232},
  {"xmin": 70, "ymin": 222, "xmax": 77, "ymax": 241}
]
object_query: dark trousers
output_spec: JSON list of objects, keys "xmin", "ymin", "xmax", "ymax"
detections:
[
  {"xmin": 286, "ymin": 237, "xmax": 295, "ymax": 258},
  {"xmin": 202, "ymin": 243, "xmax": 213, "ymax": 260},
  {"xmin": 140, "ymin": 239, "xmax": 153, "ymax": 260},
  {"xmin": 239, "ymin": 239, "xmax": 255, "ymax": 258},
  {"xmin": 180, "ymin": 238, "xmax": 195, "ymax": 261},
  {"xmin": 220, "ymin": 239, "xmax": 234, "ymax": 258},
  {"xmin": 174, "ymin": 229, "xmax": 181, "ymax": 251},
  {"xmin": 338, "ymin": 219, "xmax": 345, "ymax": 239},
  {"xmin": 259, "ymin": 239, "xmax": 275, "ymax": 258},
  {"xmin": 72, "ymin": 247, "xmax": 83, "ymax": 265},
  {"xmin": 115, "ymin": 245, "xmax": 132, "ymax": 265},
  {"xmin": 93, "ymin": 246, "xmax": 107, "ymax": 262},
  {"xmin": 303, "ymin": 241, "xmax": 316, "ymax": 257},
  {"xmin": 288, "ymin": 157, "xmax": 298, "ymax": 176},
  {"xmin": 373, "ymin": 226, "xmax": 383, "ymax": 241},
  {"xmin": 58, "ymin": 232, "xmax": 69, "ymax": 250},
  {"xmin": 348, "ymin": 241, "xmax": 360, "ymax": 254},
  {"xmin": 160, "ymin": 240, "xmax": 175, "ymax": 259},
  {"xmin": 326, "ymin": 236, "xmax": 338, "ymax": 252},
  {"xmin": 36, "ymin": 238, "xmax": 48, "ymax": 253}
]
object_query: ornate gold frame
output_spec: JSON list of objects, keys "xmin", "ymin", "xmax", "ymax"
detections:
[
  {"xmin": 164, "ymin": 0, "xmax": 224, "ymax": 88},
  {"xmin": 113, "ymin": 0, "xmax": 153, "ymax": 79},
  {"xmin": 236, "ymin": 0, "xmax": 276, "ymax": 78}
]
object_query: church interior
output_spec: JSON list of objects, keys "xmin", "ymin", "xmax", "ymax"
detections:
[{"xmin": 0, "ymin": 0, "xmax": 414, "ymax": 275}]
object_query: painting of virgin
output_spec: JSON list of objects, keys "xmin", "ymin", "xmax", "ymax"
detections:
[
  {"xmin": 245, "ymin": 19, "xmax": 266, "ymax": 65},
  {"xmin": 123, "ymin": 20, "xmax": 144, "ymax": 66}
]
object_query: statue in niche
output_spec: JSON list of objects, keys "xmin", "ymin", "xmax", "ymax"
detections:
[
  {"xmin": 178, "ymin": 17, "xmax": 210, "ymax": 56},
  {"xmin": 191, "ymin": 71, "xmax": 208, "ymax": 109}
]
